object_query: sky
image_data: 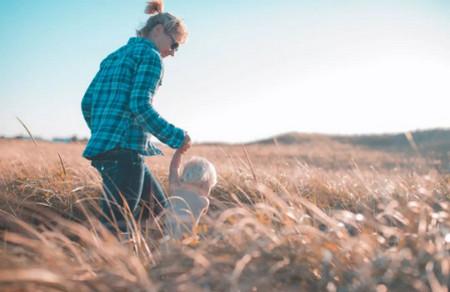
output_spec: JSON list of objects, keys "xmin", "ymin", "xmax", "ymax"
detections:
[{"xmin": 1, "ymin": 0, "xmax": 449, "ymax": 143}]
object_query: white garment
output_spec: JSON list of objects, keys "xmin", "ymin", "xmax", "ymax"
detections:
[{"xmin": 164, "ymin": 188, "xmax": 209, "ymax": 239}]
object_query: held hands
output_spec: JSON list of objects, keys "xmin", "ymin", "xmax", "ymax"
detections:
[
  {"xmin": 177, "ymin": 132, "xmax": 191, "ymax": 154},
  {"xmin": 170, "ymin": 133, "xmax": 190, "ymax": 184}
]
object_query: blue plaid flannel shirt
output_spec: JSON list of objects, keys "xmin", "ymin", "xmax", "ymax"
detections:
[{"xmin": 81, "ymin": 37, "xmax": 185, "ymax": 159}]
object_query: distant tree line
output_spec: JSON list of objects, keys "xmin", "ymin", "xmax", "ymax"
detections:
[{"xmin": 0, "ymin": 135, "xmax": 88, "ymax": 143}]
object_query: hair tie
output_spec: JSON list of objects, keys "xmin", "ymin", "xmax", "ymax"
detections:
[{"xmin": 145, "ymin": 0, "xmax": 164, "ymax": 15}]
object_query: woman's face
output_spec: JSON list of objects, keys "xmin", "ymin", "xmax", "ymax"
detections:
[{"xmin": 151, "ymin": 24, "xmax": 180, "ymax": 58}]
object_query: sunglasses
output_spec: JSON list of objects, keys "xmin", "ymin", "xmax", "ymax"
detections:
[{"xmin": 165, "ymin": 30, "xmax": 179, "ymax": 52}]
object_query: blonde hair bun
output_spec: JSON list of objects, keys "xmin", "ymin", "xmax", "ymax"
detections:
[{"xmin": 145, "ymin": 0, "xmax": 164, "ymax": 15}]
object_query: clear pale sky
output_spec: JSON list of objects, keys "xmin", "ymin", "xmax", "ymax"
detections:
[{"xmin": 1, "ymin": 0, "xmax": 449, "ymax": 143}]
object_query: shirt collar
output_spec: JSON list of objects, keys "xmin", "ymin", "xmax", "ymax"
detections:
[{"xmin": 128, "ymin": 37, "xmax": 159, "ymax": 51}]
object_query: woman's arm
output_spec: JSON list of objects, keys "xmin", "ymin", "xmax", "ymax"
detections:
[{"xmin": 129, "ymin": 53, "xmax": 186, "ymax": 149}]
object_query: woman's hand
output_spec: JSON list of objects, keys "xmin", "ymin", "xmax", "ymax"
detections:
[{"xmin": 178, "ymin": 133, "xmax": 191, "ymax": 154}]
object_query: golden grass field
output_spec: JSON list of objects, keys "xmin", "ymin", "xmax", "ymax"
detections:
[{"xmin": 0, "ymin": 138, "xmax": 449, "ymax": 291}]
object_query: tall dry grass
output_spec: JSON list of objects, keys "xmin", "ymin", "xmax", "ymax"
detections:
[{"xmin": 0, "ymin": 139, "xmax": 449, "ymax": 291}]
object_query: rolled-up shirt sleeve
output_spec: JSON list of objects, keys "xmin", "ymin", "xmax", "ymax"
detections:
[{"xmin": 129, "ymin": 53, "xmax": 185, "ymax": 149}]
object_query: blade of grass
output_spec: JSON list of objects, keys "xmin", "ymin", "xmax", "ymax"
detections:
[
  {"xmin": 57, "ymin": 152, "xmax": 67, "ymax": 177},
  {"xmin": 242, "ymin": 146, "xmax": 257, "ymax": 182},
  {"xmin": 404, "ymin": 131, "xmax": 420, "ymax": 155},
  {"xmin": 16, "ymin": 117, "xmax": 38, "ymax": 147}
]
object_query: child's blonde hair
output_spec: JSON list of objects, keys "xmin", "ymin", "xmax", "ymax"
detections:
[
  {"xmin": 180, "ymin": 157, "xmax": 217, "ymax": 189},
  {"xmin": 137, "ymin": 0, "xmax": 188, "ymax": 43}
]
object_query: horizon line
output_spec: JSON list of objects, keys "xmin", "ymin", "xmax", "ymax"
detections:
[{"xmin": 1, "ymin": 126, "xmax": 449, "ymax": 144}]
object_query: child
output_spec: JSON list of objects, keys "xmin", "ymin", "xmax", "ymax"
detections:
[{"xmin": 164, "ymin": 148, "xmax": 217, "ymax": 240}]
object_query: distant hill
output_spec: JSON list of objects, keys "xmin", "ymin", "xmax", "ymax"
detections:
[
  {"xmin": 250, "ymin": 128, "xmax": 450, "ymax": 156},
  {"xmin": 333, "ymin": 129, "xmax": 450, "ymax": 155}
]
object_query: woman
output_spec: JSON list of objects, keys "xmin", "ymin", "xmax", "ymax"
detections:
[{"xmin": 81, "ymin": 0, "xmax": 191, "ymax": 232}]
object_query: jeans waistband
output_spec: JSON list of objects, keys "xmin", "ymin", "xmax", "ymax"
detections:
[{"xmin": 91, "ymin": 148, "xmax": 140, "ymax": 161}]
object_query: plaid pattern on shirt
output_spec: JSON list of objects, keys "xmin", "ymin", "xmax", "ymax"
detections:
[{"xmin": 81, "ymin": 37, "xmax": 185, "ymax": 159}]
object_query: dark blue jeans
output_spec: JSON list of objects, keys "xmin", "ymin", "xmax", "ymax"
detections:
[{"xmin": 90, "ymin": 148, "xmax": 167, "ymax": 232}]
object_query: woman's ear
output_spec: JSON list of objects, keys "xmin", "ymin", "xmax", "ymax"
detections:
[
  {"xmin": 153, "ymin": 24, "xmax": 165, "ymax": 35},
  {"xmin": 149, "ymin": 24, "xmax": 164, "ymax": 38}
]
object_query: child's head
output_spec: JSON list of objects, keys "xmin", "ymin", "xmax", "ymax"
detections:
[{"xmin": 180, "ymin": 156, "xmax": 217, "ymax": 192}]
